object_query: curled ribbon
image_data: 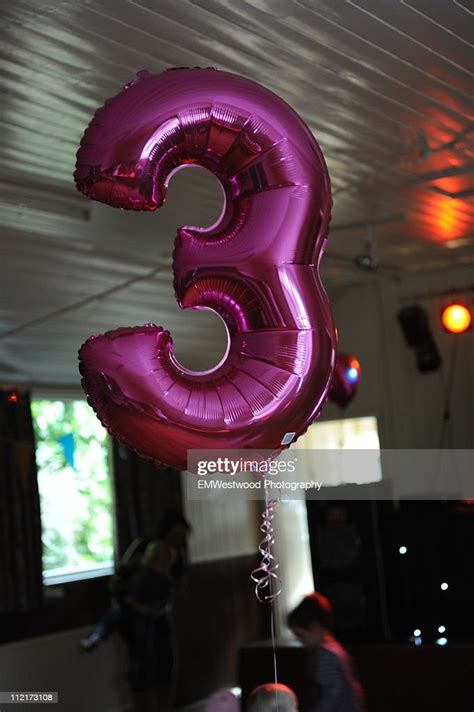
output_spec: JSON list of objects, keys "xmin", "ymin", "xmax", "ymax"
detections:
[{"xmin": 251, "ymin": 492, "xmax": 282, "ymax": 603}]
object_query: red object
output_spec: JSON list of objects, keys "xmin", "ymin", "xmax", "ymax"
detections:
[
  {"xmin": 329, "ymin": 353, "xmax": 361, "ymax": 407},
  {"xmin": 7, "ymin": 391, "xmax": 19, "ymax": 403}
]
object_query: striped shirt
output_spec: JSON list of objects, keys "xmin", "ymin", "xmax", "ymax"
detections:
[{"xmin": 304, "ymin": 635, "xmax": 365, "ymax": 712}]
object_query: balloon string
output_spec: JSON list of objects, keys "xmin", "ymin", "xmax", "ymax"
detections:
[
  {"xmin": 251, "ymin": 489, "xmax": 282, "ymax": 603},
  {"xmin": 251, "ymin": 488, "xmax": 281, "ymax": 709},
  {"xmin": 271, "ymin": 603, "xmax": 280, "ymax": 712}
]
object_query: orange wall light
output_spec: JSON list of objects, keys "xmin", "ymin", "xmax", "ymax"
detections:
[{"xmin": 441, "ymin": 303, "xmax": 472, "ymax": 334}]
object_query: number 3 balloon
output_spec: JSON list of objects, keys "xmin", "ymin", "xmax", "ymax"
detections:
[{"xmin": 75, "ymin": 68, "xmax": 336, "ymax": 470}]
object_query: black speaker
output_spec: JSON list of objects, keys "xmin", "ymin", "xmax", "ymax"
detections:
[
  {"xmin": 306, "ymin": 483, "xmax": 394, "ymax": 642},
  {"xmin": 397, "ymin": 305, "xmax": 441, "ymax": 373}
]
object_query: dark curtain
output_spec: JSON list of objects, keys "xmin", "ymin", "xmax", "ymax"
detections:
[
  {"xmin": 0, "ymin": 389, "xmax": 43, "ymax": 612},
  {"xmin": 112, "ymin": 442, "xmax": 183, "ymax": 559}
]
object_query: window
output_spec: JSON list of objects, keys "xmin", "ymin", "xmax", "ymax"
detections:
[
  {"xmin": 300, "ymin": 415, "xmax": 380, "ymax": 451},
  {"xmin": 31, "ymin": 400, "xmax": 114, "ymax": 583},
  {"xmin": 294, "ymin": 415, "xmax": 382, "ymax": 486}
]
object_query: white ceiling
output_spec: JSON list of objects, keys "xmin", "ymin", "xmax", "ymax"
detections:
[{"xmin": 1, "ymin": 0, "xmax": 473, "ymax": 386}]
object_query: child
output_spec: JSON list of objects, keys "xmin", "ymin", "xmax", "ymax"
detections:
[
  {"xmin": 288, "ymin": 593, "xmax": 365, "ymax": 712},
  {"xmin": 80, "ymin": 510, "xmax": 190, "ymax": 651},
  {"xmin": 248, "ymin": 683, "xmax": 298, "ymax": 712},
  {"xmin": 121, "ymin": 539, "xmax": 178, "ymax": 712}
]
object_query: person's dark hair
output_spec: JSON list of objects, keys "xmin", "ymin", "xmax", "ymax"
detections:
[
  {"xmin": 151, "ymin": 509, "xmax": 192, "ymax": 539},
  {"xmin": 287, "ymin": 592, "xmax": 333, "ymax": 630}
]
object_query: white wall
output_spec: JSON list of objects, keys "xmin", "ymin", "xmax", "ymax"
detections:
[{"xmin": 184, "ymin": 497, "xmax": 259, "ymax": 564}]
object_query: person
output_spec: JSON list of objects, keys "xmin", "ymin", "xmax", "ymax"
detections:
[
  {"xmin": 248, "ymin": 683, "xmax": 298, "ymax": 712},
  {"xmin": 121, "ymin": 539, "xmax": 178, "ymax": 712},
  {"xmin": 80, "ymin": 510, "xmax": 190, "ymax": 651},
  {"xmin": 79, "ymin": 509, "xmax": 191, "ymax": 652},
  {"xmin": 288, "ymin": 593, "xmax": 365, "ymax": 712}
]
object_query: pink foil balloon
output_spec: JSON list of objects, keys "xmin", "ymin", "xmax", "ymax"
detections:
[
  {"xmin": 75, "ymin": 68, "xmax": 336, "ymax": 470},
  {"xmin": 329, "ymin": 353, "xmax": 361, "ymax": 408}
]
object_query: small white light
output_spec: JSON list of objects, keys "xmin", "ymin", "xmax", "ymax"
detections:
[
  {"xmin": 436, "ymin": 637, "xmax": 448, "ymax": 646},
  {"xmin": 413, "ymin": 628, "xmax": 421, "ymax": 637},
  {"xmin": 440, "ymin": 582, "xmax": 449, "ymax": 591},
  {"xmin": 438, "ymin": 625, "xmax": 446, "ymax": 634},
  {"xmin": 399, "ymin": 546, "xmax": 407, "ymax": 555}
]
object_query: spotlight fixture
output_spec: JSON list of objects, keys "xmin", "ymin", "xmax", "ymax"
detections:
[
  {"xmin": 355, "ymin": 253, "xmax": 378, "ymax": 271},
  {"xmin": 397, "ymin": 305, "xmax": 441, "ymax": 373},
  {"xmin": 354, "ymin": 238, "xmax": 378, "ymax": 272},
  {"xmin": 441, "ymin": 303, "xmax": 472, "ymax": 334}
]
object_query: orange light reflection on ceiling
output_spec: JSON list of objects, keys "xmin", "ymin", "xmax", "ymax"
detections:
[
  {"xmin": 431, "ymin": 176, "xmax": 474, "ymax": 196},
  {"xmin": 416, "ymin": 192, "xmax": 469, "ymax": 243}
]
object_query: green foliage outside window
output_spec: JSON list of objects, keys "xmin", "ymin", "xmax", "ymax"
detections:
[{"xmin": 31, "ymin": 400, "xmax": 114, "ymax": 577}]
